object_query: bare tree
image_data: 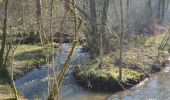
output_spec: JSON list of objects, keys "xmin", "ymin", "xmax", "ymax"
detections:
[
  {"xmin": 36, "ymin": 0, "xmax": 42, "ymax": 37},
  {"xmin": 89, "ymin": 0, "xmax": 99, "ymax": 58},
  {"xmin": 0, "ymin": 0, "xmax": 9, "ymax": 77},
  {"xmin": 119, "ymin": 0, "xmax": 124, "ymax": 80},
  {"xmin": 126, "ymin": 0, "xmax": 130, "ymax": 28}
]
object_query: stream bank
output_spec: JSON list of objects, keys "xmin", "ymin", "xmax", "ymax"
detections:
[
  {"xmin": 73, "ymin": 53, "xmax": 169, "ymax": 93},
  {"xmin": 14, "ymin": 43, "xmax": 170, "ymax": 100},
  {"xmin": 73, "ymin": 33, "xmax": 170, "ymax": 93}
]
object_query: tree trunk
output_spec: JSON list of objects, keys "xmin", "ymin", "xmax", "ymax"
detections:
[
  {"xmin": 157, "ymin": 0, "xmax": 161, "ymax": 20},
  {"xmin": 119, "ymin": 0, "xmax": 124, "ymax": 80},
  {"xmin": 126, "ymin": 0, "xmax": 129, "ymax": 29},
  {"xmin": 0, "ymin": 0, "xmax": 9, "ymax": 77},
  {"xmin": 101, "ymin": 0, "xmax": 110, "ymax": 54},
  {"xmin": 89, "ymin": 0, "xmax": 99, "ymax": 58},
  {"xmin": 112, "ymin": 0, "xmax": 119, "ymax": 24},
  {"xmin": 36, "ymin": 0, "xmax": 42, "ymax": 35},
  {"xmin": 161, "ymin": 0, "xmax": 165, "ymax": 24},
  {"xmin": 147, "ymin": 0, "xmax": 152, "ymax": 34}
]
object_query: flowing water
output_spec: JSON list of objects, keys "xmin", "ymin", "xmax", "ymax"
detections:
[{"xmin": 15, "ymin": 44, "xmax": 170, "ymax": 100}]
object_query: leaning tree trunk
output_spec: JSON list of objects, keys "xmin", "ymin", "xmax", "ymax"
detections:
[
  {"xmin": 0, "ymin": 0, "xmax": 9, "ymax": 77},
  {"xmin": 48, "ymin": 0, "xmax": 83, "ymax": 99}
]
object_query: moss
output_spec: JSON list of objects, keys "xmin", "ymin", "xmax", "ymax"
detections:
[
  {"xmin": 14, "ymin": 45, "xmax": 45, "ymax": 66},
  {"xmin": 75, "ymin": 63, "xmax": 143, "ymax": 82},
  {"xmin": 0, "ymin": 84, "xmax": 9, "ymax": 88},
  {"xmin": 12, "ymin": 44, "xmax": 57, "ymax": 78},
  {"xmin": 74, "ymin": 34, "xmax": 170, "ymax": 92},
  {"xmin": 74, "ymin": 55, "xmax": 145, "ymax": 92},
  {"xmin": 142, "ymin": 34, "xmax": 169, "ymax": 54}
]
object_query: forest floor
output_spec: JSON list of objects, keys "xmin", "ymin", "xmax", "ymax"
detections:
[
  {"xmin": 0, "ymin": 82, "xmax": 14, "ymax": 100},
  {"xmin": 0, "ymin": 79, "xmax": 25, "ymax": 100},
  {"xmin": 74, "ymin": 33, "xmax": 170, "ymax": 92}
]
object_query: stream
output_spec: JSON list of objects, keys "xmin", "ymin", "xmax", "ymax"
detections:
[{"xmin": 15, "ymin": 44, "xmax": 170, "ymax": 100}]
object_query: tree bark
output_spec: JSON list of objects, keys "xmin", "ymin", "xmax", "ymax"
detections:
[
  {"xmin": 119, "ymin": 0, "xmax": 124, "ymax": 80},
  {"xmin": 36, "ymin": 0, "xmax": 42, "ymax": 35},
  {"xmin": 101, "ymin": 0, "xmax": 110, "ymax": 54},
  {"xmin": 157, "ymin": 0, "xmax": 161, "ymax": 20},
  {"xmin": 147, "ymin": 0, "xmax": 152, "ymax": 34},
  {"xmin": 161, "ymin": 0, "xmax": 165, "ymax": 24},
  {"xmin": 89, "ymin": 0, "xmax": 99, "ymax": 58},
  {"xmin": 0, "ymin": 0, "xmax": 9, "ymax": 77},
  {"xmin": 126, "ymin": 0, "xmax": 129, "ymax": 29},
  {"xmin": 112, "ymin": 0, "xmax": 119, "ymax": 24}
]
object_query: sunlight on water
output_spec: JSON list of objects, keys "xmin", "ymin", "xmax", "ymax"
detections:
[{"xmin": 15, "ymin": 44, "xmax": 170, "ymax": 100}]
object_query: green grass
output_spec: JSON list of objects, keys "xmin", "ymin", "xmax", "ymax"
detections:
[
  {"xmin": 141, "ymin": 34, "xmax": 166, "ymax": 53},
  {"xmin": 12, "ymin": 44, "xmax": 59, "ymax": 78},
  {"xmin": 0, "ymin": 83, "xmax": 25, "ymax": 100},
  {"xmin": 75, "ymin": 33, "xmax": 170, "ymax": 85},
  {"xmin": 76, "ymin": 55, "xmax": 144, "ymax": 83},
  {"xmin": 14, "ymin": 45, "xmax": 45, "ymax": 68},
  {"xmin": 0, "ymin": 84, "xmax": 9, "ymax": 88},
  {"xmin": 124, "ymin": 33, "xmax": 169, "ymax": 70},
  {"xmin": 12, "ymin": 45, "xmax": 48, "ymax": 78}
]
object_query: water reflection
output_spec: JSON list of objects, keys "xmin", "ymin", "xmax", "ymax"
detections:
[{"xmin": 108, "ymin": 65, "xmax": 170, "ymax": 100}]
